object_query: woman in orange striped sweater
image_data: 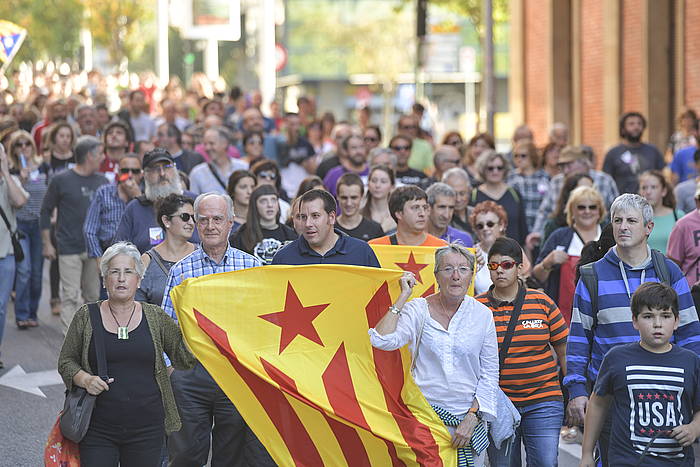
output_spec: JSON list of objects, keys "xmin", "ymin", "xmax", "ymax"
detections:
[{"xmin": 476, "ymin": 236, "xmax": 569, "ymax": 467}]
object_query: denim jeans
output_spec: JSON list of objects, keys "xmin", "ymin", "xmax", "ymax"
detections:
[
  {"xmin": 487, "ymin": 400, "xmax": 564, "ymax": 467},
  {"xmin": 15, "ymin": 219, "xmax": 43, "ymax": 322},
  {"xmin": 0, "ymin": 255, "xmax": 16, "ymax": 354}
]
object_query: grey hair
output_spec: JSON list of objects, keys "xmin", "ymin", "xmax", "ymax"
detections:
[
  {"xmin": 476, "ymin": 150, "xmax": 510, "ymax": 180},
  {"xmin": 441, "ymin": 167, "xmax": 471, "ymax": 185},
  {"xmin": 425, "ymin": 182, "xmax": 456, "ymax": 206},
  {"xmin": 207, "ymin": 126, "xmax": 232, "ymax": 145},
  {"xmin": 549, "ymin": 122, "xmax": 568, "ymax": 137},
  {"xmin": 100, "ymin": 242, "xmax": 145, "ymax": 278},
  {"xmin": 368, "ymin": 147, "xmax": 397, "ymax": 167},
  {"xmin": 434, "ymin": 243, "xmax": 476, "ymax": 273},
  {"xmin": 610, "ymin": 193, "xmax": 654, "ymax": 225},
  {"xmin": 194, "ymin": 192, "xmax": 235, "ymax": 221},
  {"xmin": 74, "ymin": 103, "xmax": 95, "ymax": 119}
]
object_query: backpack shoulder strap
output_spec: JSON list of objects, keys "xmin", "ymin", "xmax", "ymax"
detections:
[
  {"xmin": 389, "ymin": 234, "xmax": 399, "ymax": 245},
  {"xmin": 508, "ymin": 186, "xmax": 520, "ymax": 204},
  {"xmin": 579, "ymin": 263, "xmax": 599, "ymax": 329},
  {"xmin": 650, "ymin": 249, "xmax": 671, "ymax": 286}
]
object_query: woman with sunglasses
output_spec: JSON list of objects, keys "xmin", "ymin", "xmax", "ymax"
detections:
[
  {"xmin": 230, "ymin": 184, "xmax": 297, "ymax": 264},
  {"xmin": 7, "ymin": 131, "xmax": 47, "ymax": 328},
  {"xmin": 534, "ymin": 186, "xmax": 606, "ymax": 324},
  {"xmin": 470, "ymin": 201, "xmax": 531, "ymax": 295},
  {"xmin": 461, "ymin": 133, "xmax": 495, "ymax": 185},
  {"xmin": 136, "ymin": 194, "xmax": 196, "ymax": 306},
  {"xmin": 441, "ymin": 130, "xmax": 464, "ymax": 149},
  {"xmin": 507, "ymin": 141, "xmax": 550, "ymax": 233},
  {"xmin": 542, "ymin": 173, "xmax": 594, "ymax": 243},
  {"xmin": 476, "ymin": 237, "xmax": 568, "ymax": 467},
  {"xmin": 371, "ymin": 245, "xmax": 499, "ymax": 466},
  {"xmin": 363, "ymin": 125, "xmax": 382, "ymax": 152},
  {"xmin": 362, "ymin": 165, "xmax": 397, "ymax": 234},
  {"xmin": 639, "ymin": 170, "xmax": 683, "ymax": 255},
  {"xmin": 469, "ymin": 150, "xmax": 528, "ymax": 244}
]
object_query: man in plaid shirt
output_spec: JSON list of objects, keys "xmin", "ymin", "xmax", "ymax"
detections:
[
  {"xmin": 530, "ymin": 146, "xmax": 619, "ymax": 242},
  {"xmin": 162, "ymin": 192, "xmax": 275, "ymax": 467}
]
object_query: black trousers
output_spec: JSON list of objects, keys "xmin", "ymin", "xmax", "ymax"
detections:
[
  {"xmin": 80, "ymin": 420, "xmax": 165, "ymax": 467},
  {"xmin": 168, "ymin": 362, "xmax": 276, "ymax": 467}
]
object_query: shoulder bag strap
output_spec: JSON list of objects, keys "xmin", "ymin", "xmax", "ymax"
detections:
[
  {"xmin": 498, "ymin": 284, "xmax": 527, "ymax": 369},
  {"xmin": 87, "ymin": 302, "xmax": 109, "ymax": 380},
  {"xmin": 147, "ymin": 249, "xmax": 170, "ymax": 276},
  {"xmin": 208, "ymin": 163, "xmax": 228, "ymax": 190},
  {"xmin": 0, "ymin": 204, "xmax": 13, "ymax": 233},
  {"xmin": 389, "ymin": 234, "xmax": 399, "ymax": 245}
]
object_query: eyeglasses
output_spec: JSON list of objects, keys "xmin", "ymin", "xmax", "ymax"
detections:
[
  {"xmin": 169, "ymin": 213, "xmax": 194, "ymax": 222},
  {"xmin": 246, "ymin": 139, "xmax": 263, "ymax": 146},
  {"xmin": 446, "ymin": 140, "xmax": 462, "ymax": 147},
  {"xmin": 196, "ymin": 215, "xmax": 226, "ymax": 226},
  {"xmin": 107, "ymin": 268, "xmax": 138, "ymax": 278},
  {"xmin": 438, "ymin": 266, "xmax": 471, "ymax": 275},
  {"xmin": 119, "ymin": 168, "xmax": 142, "ymax": 175},
  {"xmin": 364, "ymin": 136, "xmax": 379, "ymax": 143},
  {"xmin": 258, "ymin": 171, "xmax": 277, "ymax": 180},
  {"xmin": 475, "ymin": 221, "xmax": 497, "ymax": 230},
  {"xmin": 145, "ymin": 163, "xmax": 175, "ymax": 173},
  {"xmin": 513, "ymin": 153, "xmax": 528, "ymax": 159},
  {"xmin": 391, "ymin": 145, "xmax": 411, "ymax": 152},
  {"xmin": 487, "ymin": 260, "xmax": 519, "ymax": 271},
  {"xmin": 576, "ymin": 204, "xmax": 598, "ymax": 211},
  {"xmin": 486, "ymin": 165, "xmax": 505, "ymax": 172},
  {"xmin": 14, "ymin": 141, "xmax": 31, "ymax": 148}
]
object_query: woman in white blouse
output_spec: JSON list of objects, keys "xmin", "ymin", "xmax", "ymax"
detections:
[{"xmin": 369, "ymin": 244, "xmax": 499, "ymax": 466}]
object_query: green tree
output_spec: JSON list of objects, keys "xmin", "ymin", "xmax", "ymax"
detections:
[
  {"xmin": 0, "ymin": 0, "xmax": 84, "ymax": 64},
  {"xmin": 83, "ymin": 0, "xmax": 153, "ymax": 68}
]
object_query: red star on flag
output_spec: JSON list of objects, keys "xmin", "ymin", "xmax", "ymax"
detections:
[
  {"xmin": 646, "ymin": 394, "xmax": 653, "ymax": 400},
  {"xmin": 638, "ymin": 394, "xmax": 645, "ymax": 400},
  {"xmin": 260, "ymin": 282, "xmax": 330, "ymax": 354},
  {"xmin": 654, "ymin": 394, "xmax": 661, "ymax": 400},
  {"xmin": 395, "ymin": 252, "xmax": 428, "ymax": 284}
]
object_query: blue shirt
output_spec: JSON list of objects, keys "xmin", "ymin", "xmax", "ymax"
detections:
[
  {"xmin": 670, "ymin": 146, "xmax": 697, "ymax": 183},
  {"xmin": 271, "ymin": 229, "xmax": 380, "ymax": 267},
  {"xmin": 161, "ymin": 245, "xmax": 261, "ymax": 366},
  {"xmin": 440, "ymin": 226, "xmax": 474, "ymax": 247},
  {"xmin": 83, "ymin": 184, "xmax": 127, "ymax": 257}
]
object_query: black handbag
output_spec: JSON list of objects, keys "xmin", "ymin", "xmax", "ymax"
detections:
[
  {"xmin": 59, "ymin": 303, "xmax": 108, "ymax": 443},
  {"xmin": 0, "ymin": 204, "xmax": 23, "ymax": 262}
]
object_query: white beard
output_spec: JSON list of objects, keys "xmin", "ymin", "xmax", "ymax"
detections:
[{"xmin": 145, "ymin": 176, "xmax": 183, "ymax": 201}]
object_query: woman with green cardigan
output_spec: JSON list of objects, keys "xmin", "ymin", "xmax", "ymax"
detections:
[{"xmin": 58, "ymin": 241, "xmax": 195, "ymax": 466}]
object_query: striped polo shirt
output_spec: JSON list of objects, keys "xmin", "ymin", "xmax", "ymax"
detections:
[{"xmin": 476, "ymin": 286, "xmax": 568, "ymax": 407}]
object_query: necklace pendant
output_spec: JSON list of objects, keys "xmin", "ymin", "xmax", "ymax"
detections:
[{"xmin": 117, "ymin": 326, "xmax": 129, "ymax": 340}]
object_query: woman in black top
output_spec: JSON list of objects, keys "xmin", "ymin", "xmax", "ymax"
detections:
[{"xmin": 231, "ymin": 184, "xmax": 296, "ymax": 264}]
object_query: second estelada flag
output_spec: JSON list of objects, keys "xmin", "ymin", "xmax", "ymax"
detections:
[
  {"xmin": 171, "ymin": 264, "xmax": 456, "ymax": 467},
  {"xmin": 371, "ymin": 244, "xmax": 475, "ymax": 298}
]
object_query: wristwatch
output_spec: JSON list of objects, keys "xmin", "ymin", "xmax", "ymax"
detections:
[{"xmin": 389, "ymin": 305, "xmax": 401, "ymax": 315}]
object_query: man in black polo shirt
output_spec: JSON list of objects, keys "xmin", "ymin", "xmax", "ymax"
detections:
[{"xmin": 271, "ymin": 189, "xmax": 380, "ymax": 267}]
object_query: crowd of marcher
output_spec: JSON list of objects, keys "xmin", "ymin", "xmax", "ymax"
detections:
[{"xmin": 4, "ymin": 68, "xmax": 700, "ymax": 466}]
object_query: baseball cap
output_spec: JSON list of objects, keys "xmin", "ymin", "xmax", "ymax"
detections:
[
  {"xmin": 142, "ymin": 148, "xmax": 174, "ymax": 168},
  {"xmin": 557, "ymin": 145, "xmax": 586, "ymax": 164}
]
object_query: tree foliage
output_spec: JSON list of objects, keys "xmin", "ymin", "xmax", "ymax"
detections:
[
  {"xmin": 0, "ymin": 0, "xmax": 84, "ymax": 63},
  {"xmin": 397, "ymin": 0, "xmax": 510, "ymax": 32},
  {"xmin": 82, "ymin": 0, "xmax": 153, "ymax": 67}
]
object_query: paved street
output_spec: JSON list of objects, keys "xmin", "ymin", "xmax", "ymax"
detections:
[{"xmin": 0, "ymin": 271, "xmax": 628, "ymax": 466}]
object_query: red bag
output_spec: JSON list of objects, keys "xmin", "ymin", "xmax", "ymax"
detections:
[
  {"xmin": 44, "ymin": 414, "xmax": 81, "ymax": 467},
  {"xmin": 557, "ymin": 255, "xmax": 580, "ymax": 326}
]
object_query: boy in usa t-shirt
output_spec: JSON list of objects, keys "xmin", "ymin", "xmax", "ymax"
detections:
[{"xmin": 580, "ymin": 282, "xmax": 700, "ymax": 466}]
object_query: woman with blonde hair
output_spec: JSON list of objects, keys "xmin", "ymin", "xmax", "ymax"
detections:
[{"xmin": 533, "ymin": 186, "xmax": 606, "ymax": 324}]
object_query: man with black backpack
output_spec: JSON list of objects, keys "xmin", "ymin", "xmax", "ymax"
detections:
[{"xmin": 565, "ymin": 193, "xmax": 700, "ymax": 466}]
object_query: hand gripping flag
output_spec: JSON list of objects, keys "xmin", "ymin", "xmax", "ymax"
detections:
[
  {"xmin": 171, "ymin": 264, "xmax": 456, "ymax": 467},
  {"xmin": 370, "ymin": 244, "xmax": 475, "ymax": 298},
  {"xmin": 0, "ymin": 21, "xmax": 27, "ymax": 68}
]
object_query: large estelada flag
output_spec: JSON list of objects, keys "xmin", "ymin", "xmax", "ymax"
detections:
[
  {"xmin": 370, "ymin": 244, "xmax": 475, "ymax": 298},
  {"xmin": 171, "ymin": 264, "xmax": 456, "ymax": 466},
  {"xmin": 0, "ymin": 21, "xmax": 27, "ymax": 68}
]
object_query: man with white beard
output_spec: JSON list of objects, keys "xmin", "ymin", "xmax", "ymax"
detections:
[{"xmin": 113, "ymin": 148, "xmax": 199, "ymax": 253}]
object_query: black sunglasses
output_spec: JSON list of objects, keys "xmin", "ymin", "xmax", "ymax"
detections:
[
  {"xmin": 169, "ymin": 213, "xmax": 194, "ymax": 222},
  {"xmin": 391, "ymin": 145, "xmax": 411, "ymax": 152},
  {"xmin": 476, "ymin": 221, "xmax": 497, "ymax": 230},
  {"xmin": 576, "ymin": 204, "xmax": 598, "ymax": 211},
  {"xmin": 119, "ymin": 168, "xmax": 142, "ymax": 175}
]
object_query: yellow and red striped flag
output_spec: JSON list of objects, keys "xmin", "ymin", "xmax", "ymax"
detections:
[
  {"xmin": 171, "ymin": 264, "xmax": 456, "ymax": 466},
  {"xmin": 0, "ymin": 20, "xmax": 27, "ymax": 67},
  {"xmin": 370, "ymin": 244, "xmax": 475, "ymax": 298}
]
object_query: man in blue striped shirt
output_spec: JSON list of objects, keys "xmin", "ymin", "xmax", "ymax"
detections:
[
  {"xmin": 161, "ymin": 192, "xmax": 275, "ymax": 467},
  {"xmin": 83, "ymin": 154, "xmax": 142, "ymax": 259},
  {"xmin": 565, "ymin": 193, "xmax": 700, "ymax": 466}
]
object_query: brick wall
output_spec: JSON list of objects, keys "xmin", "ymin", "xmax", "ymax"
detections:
[
  {"xmin": 579, "ymin": 0, "xmax": 605, "ymax": 161},
  {"xmin": 523, "ymin": 0, "xmax": 550, "ymax": 146},
  {"xmin": 621, "ymin": 0, "xmax": 644, "ymax": 114},
  {"xmin": 685, "ymin": 0, "xmax": 700, "ymax": 110}
]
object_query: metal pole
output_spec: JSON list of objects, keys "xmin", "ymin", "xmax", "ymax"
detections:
[
  {"xmin": 415, "ymin": 0, "xmax": 427, "ymax": 102},
  {"xmin": 259, "ymin": 0, "xmax": 276, "ymax": 114},
  {"xmin": 156, "ymin": 0, "xmax": 169, "ymax": 86},
  {"xmin": 483, "ymin": 0, "xmax": 495, "ymax": 135}
]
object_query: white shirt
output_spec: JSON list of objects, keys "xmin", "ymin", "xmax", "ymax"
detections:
[
  {"xmin": 369, "ymin": 296, "xmax": 499, "ymax": 420},
  {"xmin": 474, "ymin": 248, "xmax": 492, "ymax": 295},
  {"xmin": 188, "ymin": 158, "xmax": 248, "ymax": 195}
]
